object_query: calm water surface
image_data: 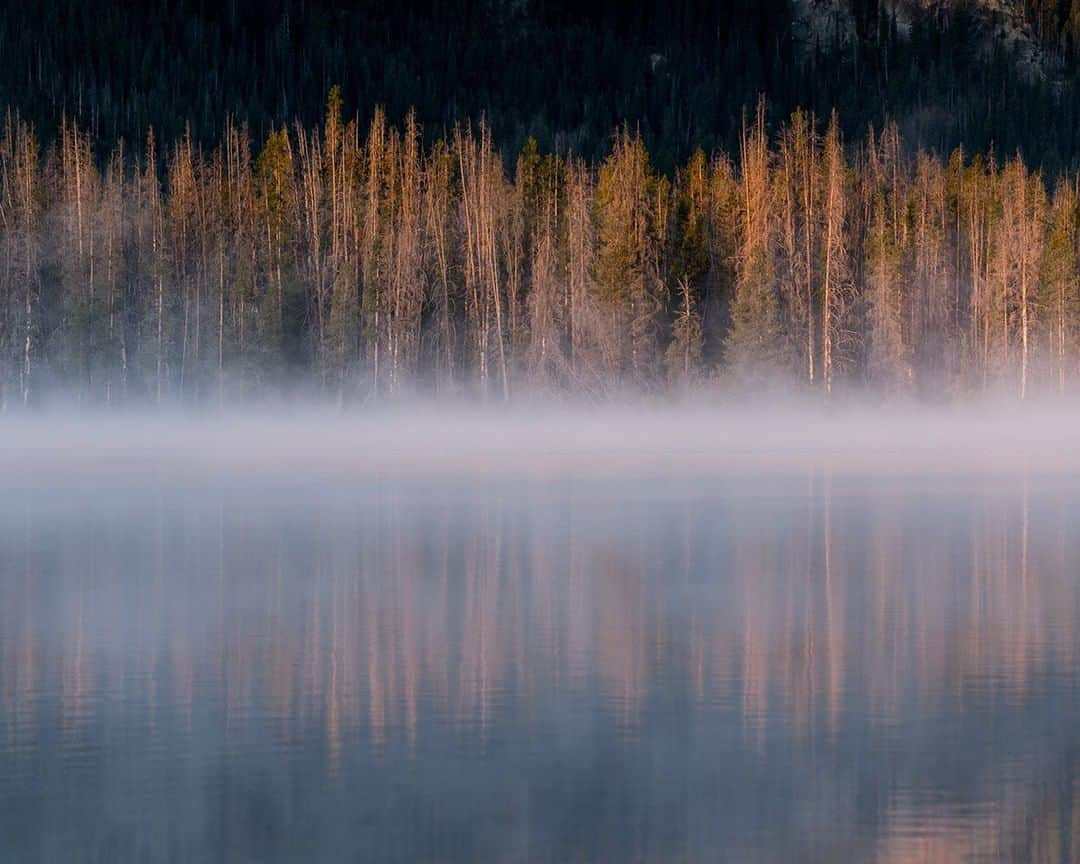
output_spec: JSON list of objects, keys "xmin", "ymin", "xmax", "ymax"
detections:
[{"xmin": 1, "ymin": 470, "xmax": 1079, "ymax": 862}]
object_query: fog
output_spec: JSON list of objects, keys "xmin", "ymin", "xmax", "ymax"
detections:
[
  {"xmin": 5, "ymin": 401, "xmax": 1080, "ymax": 861},
  {"xmin": 4, "ymin": 401, "xmax": 1080, "ymax": 488}
]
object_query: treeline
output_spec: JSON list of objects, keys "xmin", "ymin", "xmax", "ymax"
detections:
[{"xmin": 1, "ymin": 94, "xmax": 1079, "ymax": 406}]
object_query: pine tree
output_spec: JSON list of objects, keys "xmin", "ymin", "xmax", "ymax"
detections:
[
  {"xmin": 594, "ymin": 127, "xmax": 664, "ymax": 387},
  {"xmin": 255, "ymin": 127, "xmax": 296, "ymax": 384},
  {"xmin": 726, "ymin": 100, "xmax": 784, "ymax": 384},
  {"xmin": 518, "ymin": 140, "xmax": 567, "ymax": 387},
  {"xmin": 960, "ymin": 152, "xmax": 999, "ymax": 390},
  {"xmin": 1040, "ymin": 178, "xmax": 1079, "ymax": 392},
  {"xmin": 909, "ymin": 151, "xmax": 950, "ymax": 391},
  {"xmin": 863, "ymin": 123, "xmax": 910, "ymax": 390},
  {"xmin": 565, "ymin": 157, "xmax": 602, "ymax": 390}
]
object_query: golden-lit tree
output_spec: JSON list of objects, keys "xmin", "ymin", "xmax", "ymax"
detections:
[{"xmin": 0, "ymin": 92, "xmax": 1076, "ymax": 405}]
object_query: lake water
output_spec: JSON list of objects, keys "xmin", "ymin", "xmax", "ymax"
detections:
[{"xmin": 1, "ymin": 434, "xmax": 1079, "ymax": 861}]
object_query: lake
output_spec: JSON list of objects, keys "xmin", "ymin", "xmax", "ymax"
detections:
[{"xmin": 1, "ymin": 414, "xmax": 1079, "ymax": 862}]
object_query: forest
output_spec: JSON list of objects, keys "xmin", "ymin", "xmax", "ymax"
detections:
[
  {"xmin": 0, "ymin": 92, "xmax": 1078, "ymax": 406},
  {"xmin": 5, "ymin": 0, "xmax": 1080, "ymax": 175}
]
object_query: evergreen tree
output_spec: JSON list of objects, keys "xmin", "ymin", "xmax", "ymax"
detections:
[
  {"xmin": 726, "ymin": 101, "xmax": 784, "ymax": 383},
  {"xmin": 1040, "ymin": 177, "xmax": 1080, "ymax": 392}
]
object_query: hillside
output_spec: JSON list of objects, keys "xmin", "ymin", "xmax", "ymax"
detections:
[{"xmin": 0, "ymin": 0, "xmax": 1076, "ymax": 170}]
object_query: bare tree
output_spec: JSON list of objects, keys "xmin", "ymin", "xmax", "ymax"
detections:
[
  {"xmin": 820, "ymin": 113, "xmax": 853, "ymax": 396},
  {"xmin": 994, "ymin": 157, "xmax": 1047, "ymax": 398},
  {"xmin": 776, "ymin": 109, "xmax": 819, "ymax": 384}
]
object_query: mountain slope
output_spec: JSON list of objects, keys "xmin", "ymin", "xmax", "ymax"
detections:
[{"xmin": 0, "ymin": 0, "xmax": 1077, "ymax": 171}]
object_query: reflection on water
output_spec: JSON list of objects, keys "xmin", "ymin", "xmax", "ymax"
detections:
[{"xmin": 1, "ymin": 473, "xmax": 1079, "ymax": 862}]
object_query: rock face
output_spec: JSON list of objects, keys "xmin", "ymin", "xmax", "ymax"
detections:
[
  {"xmin": 790, "ymin": 0, "xmax": 852, "ymax": 41},
  {"xmin": 908, "ymin": 0, "xmax": 1057, "ymax": 77},
  {"xmin": 790, "ymin": 0, "xmax": 1059, "ymax": 80}
]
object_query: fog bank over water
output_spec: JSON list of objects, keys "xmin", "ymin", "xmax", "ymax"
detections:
[
  {"xmin": 4, "ymin": 402, "xmax": 1080, "ymax": 861},
  {"xmin": 3, "ymin": 402, "xmax": 1080, "ymax": 485}
]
